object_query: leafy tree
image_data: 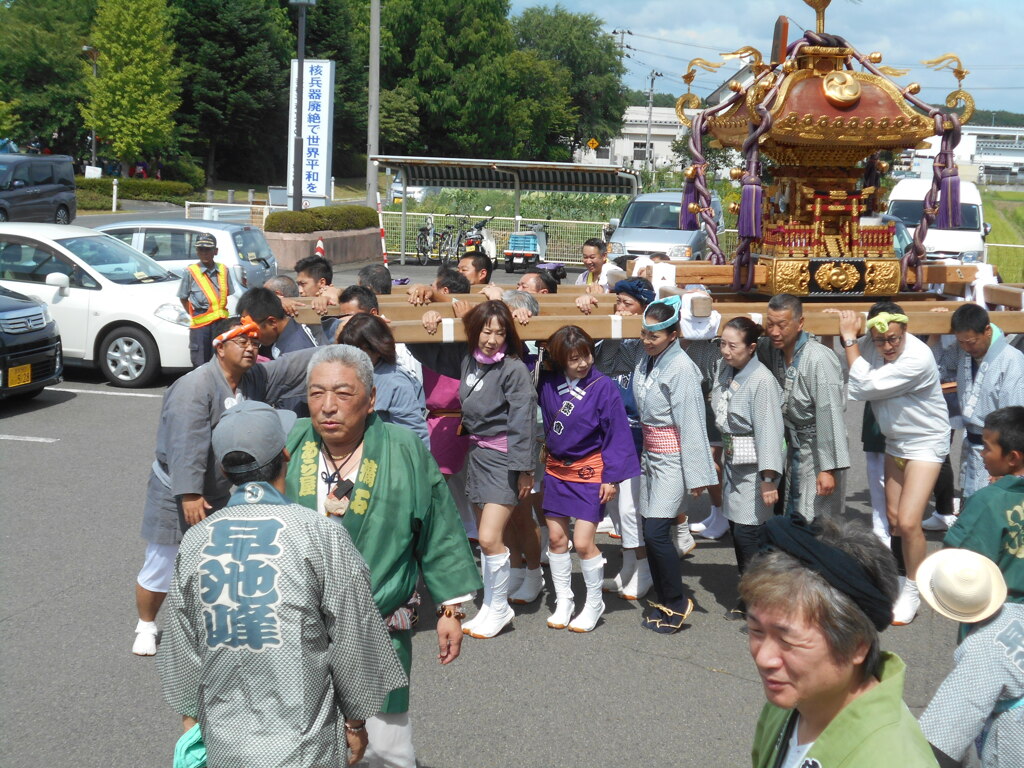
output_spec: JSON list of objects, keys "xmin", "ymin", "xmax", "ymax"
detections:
[
  {"xmin": 379, "ymin": 86, "xmax": 421, "ymax": 153},
  {"xmin": 80, "ymin": 0, "xmax": 180, "ymax": 165},
  {"xmin": 625, "ymin": 88, "xmax": 679, "ymax": 109},
  {"xmin": 0, "ymin": 101, "xmax": 23, "ymax": 140},
  {"xmin": 0, "ymin": 0, "xmax": 98, "ymax": 153},
  {"xmin": 171, "ymin": 0, "xmax": 292, "ymax": 182},
  {"xmin": 513, "ymin": 6, "xmax": 626, "ymax": 153}
]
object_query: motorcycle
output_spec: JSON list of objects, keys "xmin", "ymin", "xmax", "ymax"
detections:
[
  {"xmin": 462, "ymin": 206, "xmax": 497, "ymax": 259},
  {"xmin": 503, "ymin": 222, "xmax": 547, "ymax": 273}
]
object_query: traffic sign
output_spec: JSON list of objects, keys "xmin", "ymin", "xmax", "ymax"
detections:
[{"xmin": 587, "ymin": 138, "xmax": 600, "ymax": 150}]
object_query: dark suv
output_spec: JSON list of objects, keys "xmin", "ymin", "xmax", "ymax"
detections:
[
  {"xmin": 0, "ymin": 155, "xmax": 77, "ymax": 224},
  {"xmin": 0, "ymin": 285, "xmax": 62, "ymax": 399}
]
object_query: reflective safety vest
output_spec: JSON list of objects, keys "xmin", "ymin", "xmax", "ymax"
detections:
[{"xmin": 187, "ymin": 262, "xmax": 230, "ymax": 328}]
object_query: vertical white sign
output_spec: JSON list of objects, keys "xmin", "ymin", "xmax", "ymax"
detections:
[{"xmin": 287, "ymin": 59, "xmax": 335, "ymax": 203}]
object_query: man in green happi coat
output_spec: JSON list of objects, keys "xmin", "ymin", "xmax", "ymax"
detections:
[{"xmin": 285, "ymin": 345, "xmax": 481, "ymax": 768}]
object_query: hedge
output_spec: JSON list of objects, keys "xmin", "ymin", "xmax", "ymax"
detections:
[
  {"xmin": 75, "ymin": 177, "xmax": 196, "ymax": 198},
  {"xmin": 264, "ymin": 205, "xmax": 378, "ymax": 234}
]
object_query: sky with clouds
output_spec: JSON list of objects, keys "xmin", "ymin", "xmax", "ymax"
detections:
[{"xmin": 509, "ymin": 0, "xmax": 1024, "ymax": 117}]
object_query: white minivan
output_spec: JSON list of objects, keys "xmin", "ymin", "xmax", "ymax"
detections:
[{"xmin": 885, "ymin": 178, "xmax": 990, "ymax": 263}]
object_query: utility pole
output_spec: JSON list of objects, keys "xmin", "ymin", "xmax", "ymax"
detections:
[
  {"xmin": 645, "ymin": 70, "xmax": 662, "ymax": 172},
  {"xmin": 82, "ymin": 46, "xmax": 99, "ymax": 168},
  {"xmin": 366, "ymin": 0, "xmax": 381, "ymax": 207}
]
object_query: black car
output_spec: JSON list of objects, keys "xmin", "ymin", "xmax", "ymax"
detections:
[
  {"xmin": 0, "ymin": 285, "xmax": 62, "ymax": 400},
  {"xmin": 0, "ymin": 154, "xmax": 77, "ymax": 224}
]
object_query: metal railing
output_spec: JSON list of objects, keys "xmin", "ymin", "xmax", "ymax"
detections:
[
  {"xmin": 382, "ymin": 211, "xmax": 607, "ymax": 266},
  {"xmin": 184, "ymin": 201, "xmax": 284, "ymax": 226}
]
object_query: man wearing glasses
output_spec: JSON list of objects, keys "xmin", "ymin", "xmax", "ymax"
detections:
[
  {"xmin": 132, "ymin": 316, "xmax": 318, "ymax": 656},
  {"xmin": 839, "ymin": 302, "xmax": 950, "ymax": 626}
]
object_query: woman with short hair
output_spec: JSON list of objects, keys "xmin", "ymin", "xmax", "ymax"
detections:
[
  {"xmin": 742, "ymin": 516, "xmax": 936, "ymax": 767},
  {"xmin": 538, "ymin": 325, "xmax": 640, "ymax": 632}
]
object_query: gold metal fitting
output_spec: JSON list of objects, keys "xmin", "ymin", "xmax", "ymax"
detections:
[
  {"xmin": 684, "ymin": 165, "xmax": 697, "ymax": 180},
  {"xmin": 728, "ymin": 80, "xmax": 743, "ymax": 93},
  {"xmin": 782, "ymin": 59, "xmax": 798, "ymax": 74},
  {"xmin": 729, "ymin": 167, "xmax": 744, "ymax": 180},
  {"xmin": 687, "ymin": 202, "xmax": 701, "ymax": 214},
  {"xmin": 906, "ymin": 82, "xmax": 921, "ymax": 94},
  {"xmin": 876, "ymin": 160, "xmax": 890, "ymax": 173},
  {"xmin": 728, "ymin": 202, "xmax": 741, "ymax": 215},
  {"xmin": 867, "ymin": 52, "xmax": 883, "ymax": 63}
]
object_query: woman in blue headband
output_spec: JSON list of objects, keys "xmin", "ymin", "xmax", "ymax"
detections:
[{"xmin": 632, "ymin": 295, "xmax": 718, "ymax": 633}]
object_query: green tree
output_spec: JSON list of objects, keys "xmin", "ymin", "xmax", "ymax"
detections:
[
  {"xmin": 379, "ymin": 86, "xmax": 421, "ymax": 153},
  {"xmin": 0, "ymin": 0, "xmax": 98, "ymax": 153},
  {"xmin": 80, "ymin": 0, "xmax": 180, "ymax": 165},
  {"xmin": 0, "ymin": 101, "xmax": 23, "ymax": 140},
  {"xmin": 513, "ymin": 5, "xmax": 626, "ymax": 153},
  {"xmin": 171, "ymin": 0, "xmax": 292, "ymax": 183},
  {"xmin": 625, "ymin": 88, "xmax": 678, "ymax": 108}
]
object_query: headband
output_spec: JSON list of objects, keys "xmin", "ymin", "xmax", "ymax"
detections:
[
  {"xmin": 212, "ymin": 315, "xmax": 261, "ymax": 348},
  {"xmin": 613, "ymin": 278, "xmax": 656, "ymax": 307},
  {"xmin": 760, "ymin": 516, "xmax": 894, "ymax": 631},
  {"xmin": 642, "ymin": 295, "xmax": 682, "ymax": 332},
  {"xmin": 865, "ymin": 312, "xmax": 908, "ymax": 335}
]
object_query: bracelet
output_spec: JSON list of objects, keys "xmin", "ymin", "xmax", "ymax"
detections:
[
  {"xmin": 436, "ymin": 604, "xmax": 466, "ymax": 620},
  {"xmin": 344, "ymin": 721, "xmax": 366, "ymax": 734},
  {"xmin": 842, "ymin": 337, "xmax": 858, "ymax": 348}
]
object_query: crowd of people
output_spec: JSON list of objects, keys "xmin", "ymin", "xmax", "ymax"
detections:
[{"xmin": 138, "ymin": 234, "xmax": 1024, "ymax": 767}]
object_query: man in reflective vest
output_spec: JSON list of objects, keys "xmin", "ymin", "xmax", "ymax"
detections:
[{"xmin": 177, "ymin": 232, "xmax": 232, "ymax": 366}]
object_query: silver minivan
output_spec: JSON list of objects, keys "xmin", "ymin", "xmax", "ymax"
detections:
[
  {"xmin": 607, "ymin": 191, "xmax": 724, "ymax": 262},
  {"xmin": 95, "ymin": 219, "xmax": 277, "ymax": 296}
]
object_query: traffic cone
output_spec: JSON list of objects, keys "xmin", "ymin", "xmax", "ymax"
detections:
[{"xmin": 314, "ymin": 238, "xmax": 325, "ymax": 257}]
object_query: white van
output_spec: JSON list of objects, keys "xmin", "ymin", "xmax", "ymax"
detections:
[{"xmin": 885, "ymin": 178, "xmax": 990, "ymax": 263}]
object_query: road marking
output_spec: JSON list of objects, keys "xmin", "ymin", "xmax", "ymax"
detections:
[
  {"xmin": 0, "ymin": 434, "xmax": 60, "ymax": 443},
  {"xmin": 54, "ymin": 387, "xmax": 162, "ymax": 399}
]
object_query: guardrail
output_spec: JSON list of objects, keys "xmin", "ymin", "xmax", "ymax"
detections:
[{"xmin": 184, "ymin": 201, "xmax": 284, "ymax": 226}]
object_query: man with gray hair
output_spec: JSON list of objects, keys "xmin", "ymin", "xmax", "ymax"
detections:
[
  {"xmin": 158, "ymin": 400, "xmax": 406, "ymax": 767},
  {"xmin": 283, "ymin": 345, "xmax": 481, "ymax": 768},
  {"xmin": 757, "ymin": 293, "xmax": 850, "ymax": 522}
]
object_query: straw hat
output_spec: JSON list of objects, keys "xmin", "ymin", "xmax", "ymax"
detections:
[{"xmin": 917, "ymin": 549, "xmax": 1007, "ymax": 623}]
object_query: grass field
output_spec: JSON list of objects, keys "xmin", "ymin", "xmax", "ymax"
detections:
[{"xmin": 981, "ymin": 188, "xmax": 1024, "ymax": 282}]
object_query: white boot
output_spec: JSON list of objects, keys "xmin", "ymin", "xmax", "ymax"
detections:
[
  {"xmin": 620, "ymin": 556, "xmax": 652, "ymax": 600},
  {"xmin": 132, "ymin": 619, "xmax": 158, "ymax": 656},
  {"xmin": 546, "ymin": 550, "xmax": 575, "ymax": 629},
  {"xmin": 603, "ymin": 549, "xmax": 636, "ymax": 593},
  {"xmin": 892, "ymin": 577, "xmax": 920, "ymax": 626},
  {"xmin": 921, "ymin": 512, "xmax": 956, "ymax": 532},
  {"xmin": 461, "ymin": 561, "xmax": 489, "ymax": 636},
  {"xmin": 509, "ymin": 566, "xmax": 544, "ymax": 604},
  {"xmin": 569, "ymin": 556, "xmax": 606, "ymax": 632},
  {"xmin": 507, "ymin": 566, "xmax": 526, "ymax": 598},
  {"xmin": 673, "ymin": 519, "xmax": 696, "ymax": 558},
  {"xmin": 596, "ymin": 517, "xmax": 616, "ymax": 535},
  {"xmin": 467, "ymin": 550, "xmax": 515, "ymax": 638},
  {"xmin": 694, "ymin": 506, "xmax": 728, "ymax": 539}
]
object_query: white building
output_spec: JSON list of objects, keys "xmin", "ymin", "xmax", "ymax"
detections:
[
  {"xmin": 907, "ymin": 125, "xmax": 1024, "ymax": 185},
  {"xmin": 575, "ymin": 106, "xmax": 694, "ymax": 170}
]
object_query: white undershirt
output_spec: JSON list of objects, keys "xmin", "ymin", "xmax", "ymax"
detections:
[{"xmin": 779, "ymin": 715, "xmax": 814, "ymax": 768}]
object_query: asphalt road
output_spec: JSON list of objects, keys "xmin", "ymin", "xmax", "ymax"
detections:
[{"xmin": 1, "ymin": 345, "xmax": 961, "ymax": 768}]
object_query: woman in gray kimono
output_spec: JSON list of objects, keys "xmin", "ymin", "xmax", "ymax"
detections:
[
  {"xmin": 634, "ymin": 296, "xmax": 717, "ymax": 633},
  {"xmin": 711, "ymin": 317, "xmax": 785, "ymax": 619},
  {"xmin": 413, "ymin": 301, "xmax": 537, "ymax": 640}
]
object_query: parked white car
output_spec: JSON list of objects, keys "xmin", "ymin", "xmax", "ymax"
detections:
[
  {"xmin": 0, "ymin": 223, "xmax": 191, "ymax": 387},
  {"xmin": 885, "ymin": 178, "xmax": 990, "ymax": 263}
]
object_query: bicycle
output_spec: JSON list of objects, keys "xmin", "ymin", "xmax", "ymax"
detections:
[{"xmin": 415, "ymin": 215, "xmax": 435, "ymax": 265}]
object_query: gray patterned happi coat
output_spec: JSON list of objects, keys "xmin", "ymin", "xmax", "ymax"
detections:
[
  {"xmin": 158, "ymin": 482, "xmax": 407, "ymax": 768},
  {"xmin": 757, "ymin": 334, "xmax": 850, "ymax": 521}
]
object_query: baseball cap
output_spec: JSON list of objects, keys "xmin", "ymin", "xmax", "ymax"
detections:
[
  {"xmin": 917, "ymin": 548, "xmax": 1007, "ymax": 623},
  {"xmin": 195, "ymin": 232, "xmax": 217, "ymax": 249},
  {"xmin": 212, "ymin": 400, "xmax": 297, "ymax": 473}
]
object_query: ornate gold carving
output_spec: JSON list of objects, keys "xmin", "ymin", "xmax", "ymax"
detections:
[
  {"xmin": 803, "ymin": 0, "xmax": 833, "ymax": 34},
  {"xmin": 945, "ymin": 88, "xmax": 975, "ymax": 126},
  {"xmin": 864, "ymin": 260, "xmax": 900, "ymax": 295},
  {"xmin": 722, "ymin": 46, "xmax": 768, "ymax": 76},
  {"xmin": 815, "ymin": 261, "xmax": 859, "ymax": 292},
  {"xmin": 773, "ymin": 259, "xmax": 811, "ymax": 295},
  {"xmin": 923, "ymin": 53, "xmax": 969, "ymax": 82},
  {"xmin": 878, "ymin": 65, "xmax": 910, "ymax": 77},
  {"xmin": 675, "ymin": 93, "xmax": 702, "ymax": 127},
  {"xmin": 822, "ymin": 70, "xmax": 862, "ymax": 107}
]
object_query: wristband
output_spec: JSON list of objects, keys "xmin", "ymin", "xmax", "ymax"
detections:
[
  {"xmin": 842, "ymin": 337, "xmax": 857, "ymax": 348},
  {"xmin": 344, "ymin": 722, "xmax": 366, "ymax": 734},
  {"xmin": 436, "ymin": 604, "xmax": 466, "ymax": 620}
]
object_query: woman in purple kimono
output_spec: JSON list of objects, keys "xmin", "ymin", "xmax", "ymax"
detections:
[{"xmin": 538, "ymin": 326, "xmax": 641, "ymax": 632}]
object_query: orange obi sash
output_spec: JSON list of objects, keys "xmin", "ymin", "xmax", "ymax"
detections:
[
  {"xmin": 642, "ymin": 425, "xmax": 681, "ymax": 454},
  {"xmin": 545, "ymin": 450, "xmax": 603, "ymax": 483}
]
